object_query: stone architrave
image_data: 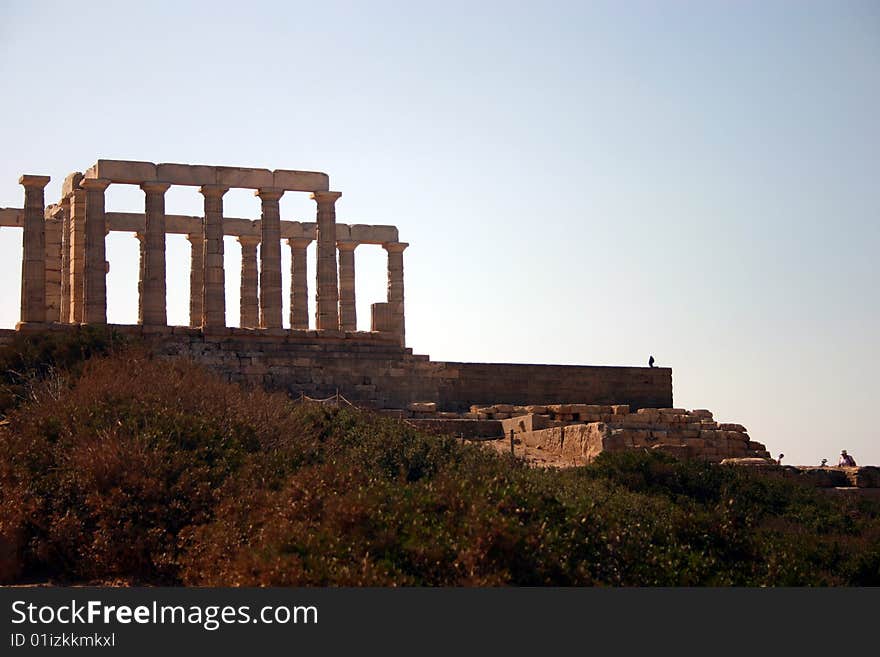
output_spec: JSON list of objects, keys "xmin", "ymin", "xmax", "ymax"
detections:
[
  {"xmin": 238, "ymin": 236, "xmax": 260, "ymax": 329},
  {"xmin": 187, "ymin": 232, "xmax": 204, "ymax": 327},
  {"xmin": 287, "ymin": 238, "xmax": 311, "ymax": 329},
  {"xmin": 199, "ymin": 185, "xmax": 229, "ymax": 329},
  {"xmin": 81, "ymin": 177, "xmax": 111, "ymax": 324},
  {"xmin": 384, "ymin": 242, "xmax": 408, "ymax": 347},
  {"xmin": 256, "ymin": 188, "xmax": 283, "ymax": 329},
  {"xmin": 337, "ymin": 241, "xmax": 358, "ymax": 331},
  {"xmin": 140, "ymin": 181, "xmax": 171, "ymax": 326},
  {"xmin": 59, "ymin": 197, "xmax": 71, "ymax": 323},
  {"xmin": 18, "ymin": 175, "xmax": 50, "ymax": 324},
  {"xmin": 311, "ymin": 191, "xmax": 342, "ymax": 330}
]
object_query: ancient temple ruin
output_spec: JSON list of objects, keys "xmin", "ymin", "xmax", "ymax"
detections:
[
  {"xmin": 4, "ymin": 159, "xmax": 407, "ymax": 344},
  {"xmin": 3, "ymin": 158, "xmax": 777, "ymax": 464}
]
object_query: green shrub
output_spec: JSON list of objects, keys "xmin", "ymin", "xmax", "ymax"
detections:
[{"xmin": 1, "ymin": 344, "xmax": 879, "ymax": 586}]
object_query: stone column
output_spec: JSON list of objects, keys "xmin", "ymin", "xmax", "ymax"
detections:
[
  {"xmin": 18, "ymin": 175, "xmax": 50, "ymax": 325},
  {"xmin": 384, "ymin": 242, "xmax": 408, "ymax": 347},
  {"xmin": 140, "ymin": 181, "xmax": 171, "ymax": 326},
  {"xmin": 256, "ymin": 187, "xmax": 283, "ymax": 329},
  {"xmin": 287, "ymin": 238, "xmax": 311, "ymax": 329},
  {"xmin": 238, "ymin": 236, "xmax": 260, "ymax": 329},
  {"xmin": 59, "ymin": 197, "xmax": 71, "ymax": 323},
  {"xmin": 337, "ymin": 241, "xmax": 358, "ymax": 332},
  {"xmin": 187, "ymin": 232, "xmax": 204, "ymax": 327},
  {"xmin": 311, "ymin": 191, "xmax": 342, "ymax": 330},
  {"xmin": 199, "ymin": 185, "xmax": 229, "ymax": 329},
  {"xmin": 44, "ymin": 213, "xmax": 63, "ymax": 323},
  {"xmin": 81, "ymin": 177, "xmax": 111, "ymax": 324},
  {"xmin": 135, "ymin": 232, "xmax": 146, "ymax": 324},
  {"xmin": 68, "ymin": 187, "xmax": 87, "ymax": 323}
]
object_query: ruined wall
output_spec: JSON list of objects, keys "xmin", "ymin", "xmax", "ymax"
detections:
[
  {"xmin": 0, "ymin": 326, "xmax": 673, "ymax": 412},
  {"xmin": 436, "ymin": 363, "xmax": 671, "ymax": 411},
  {"xmin": 499, "ymin": 406, "xmax": 770, "ymax": 465}
]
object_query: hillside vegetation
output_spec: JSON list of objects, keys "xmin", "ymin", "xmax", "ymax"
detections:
[{"xmin": 1, "ymin": 330, "xmax": 878, "ymax": 586}]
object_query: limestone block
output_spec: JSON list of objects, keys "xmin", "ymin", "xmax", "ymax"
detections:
[
  {"xmin": 272, "ymin": 170, "xmax": 330, "ymax": 192},
  {"xmin": 690, "ymin": 409, "xmax": 713, "ymax": 419},
  {"xmin": 525, "ymin": 405, "xmax": 547, "ymax": 414},
  {"xmin": 157, "ymin": 163, "xmax": 217, "ymax": 187},
  {"xmin": 720, "ymin": 423, "xmax": 748, "ymax": 433},
  {"xmin": 216, "ymin": 166, "xmax": 273, "ymax": 189},
  {"xmin": 86, "ymin": 159, "xmax": 156, "ymax": 184},
  {"xmin": 493, "ymin": 404, "xmax": 514, "ymax": 413},
  {"xmin": 349, "ymin": 224, "xmax": 399, "ymax": 244},
  {"xmin": 408, "ymin": 402, "xmax": 437, "ymax": 413},
  {"xmin": 612, "ymin": 404, "xmax": 630, "ymax": 415},
  {"xmin": 62, "ymin": 172, "xmax": 84, "ymax": 198},
  {"xmin": 720, "ymin": 457, "xmax": 777, "ymax": 467},
  {"xmin": 500, "ymin": 413, "xmax": 561, "ymax": 435}
]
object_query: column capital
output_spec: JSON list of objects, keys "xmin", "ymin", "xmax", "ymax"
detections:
[
  {"xmin": 337, "ymin": 240, "xmax": 359, "ymax": 252},
  {"xmin": 255, "ymin": 187, "xmax": 284, "ymax": 201},
  {"xmin": 140, "ymin": 181, "xmax": 172, "ymax": 194},
  {"xmin": 237, "ymin": 235, "xmax": 261, "ymax": 247},
  {"xmin": 134, "ymin": 232, "xmax": 146, "ymax": 243},
  {"xmin": 80, "ymin": 177, "xmax": 111, "ymax": 191},
  {"xmin": 383, "ymin": 241, "xmax": 409, "ymax": 254},
  {"xmin": 19, "ymin": 174, "xmax": 51, "ymax": 189},
  {"xmin": 199, "ymin": 184, "xmax": 229, "ymax": 198},
  {"xmin": 186, "ymin": 232, "xmax": 204, "ymax": 243},
  {"xmin": 311, "ymin": 190, "xmax": 342, "ymax": 204},
  {"xmin": 287, "ymin": 238, "xmax": 313, "ymax": 249}
]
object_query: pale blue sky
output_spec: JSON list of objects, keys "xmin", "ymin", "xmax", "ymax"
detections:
[{"xmin": 1, "ymin": 1, "xmax": 877, "ymax": 465}]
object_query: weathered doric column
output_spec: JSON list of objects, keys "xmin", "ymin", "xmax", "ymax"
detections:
[
  {"xmin": 238, "ymin": 236, "xmax": 260, "ymax": 329},
  {"xmin": 187, "ymin": 232, "xmax": 204, "ymax": 327},
  {"xmin": 140, "ymin": 181, "xmax": 171, "ymax": 326},
  {"xmin": 199, "ymin": 185, "xmax": 229, "ymax": 329},
  {"xmin": 384, "ymin": 242, "xmax": 409, "ymax": 347},
  {"xmin": 287, "ymin": 238, "xmax": 311, "ymax": 330},
  {"xmin": 135, "ymin": 232, "xmax": 146, "ymax": 324},
  {"xmin": 44, "ymin": 212, "xmax": 63, "ymax": 323},
  {"xmin": 81, "ymin": 177, "xmax": 111, "ymax": 324},
  {"xmin": 67, "ymin": 188, "xmax": 86, "ymax": 323},
  {"xmin": 311, "ymin": 191, "xmax": 342, "ymax": 330},
  {"xmin": 18, "ymin": 175, "xmax": 50, "ymax": 325},
  {"xmin": 256, "ymin": 187, "xmax": 283, "ymax": 329},
  {"xmin": 337, "ymin": 241, "xmax": 358, "ymax": 332},
  {"xmin": 59, "ymin": 197, "xmax": 71, "ymax": 323}
]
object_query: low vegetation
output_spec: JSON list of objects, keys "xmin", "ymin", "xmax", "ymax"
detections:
[{"xmin": 1, "ymin": 331, "xmax": 878, "ymax": 586}]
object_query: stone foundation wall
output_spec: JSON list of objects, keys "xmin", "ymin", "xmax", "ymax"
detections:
[{"xmin": 0, "ymin": 326, "xmax": 673, "ymax": 412}]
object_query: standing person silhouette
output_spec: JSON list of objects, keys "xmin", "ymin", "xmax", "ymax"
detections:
[{"xmin": 648, "ymin": 355, "xmax": 655, "ymax": 368}]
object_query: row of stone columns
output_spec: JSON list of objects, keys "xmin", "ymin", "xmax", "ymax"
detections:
[{"xmin": 18, "ymin": 175, "xmax": 406, "ymax": 343}]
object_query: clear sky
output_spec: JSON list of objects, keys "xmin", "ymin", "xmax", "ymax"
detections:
[{"xmin": 1, "ymin": 1, "xmax": 877, "ymax": 466}]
